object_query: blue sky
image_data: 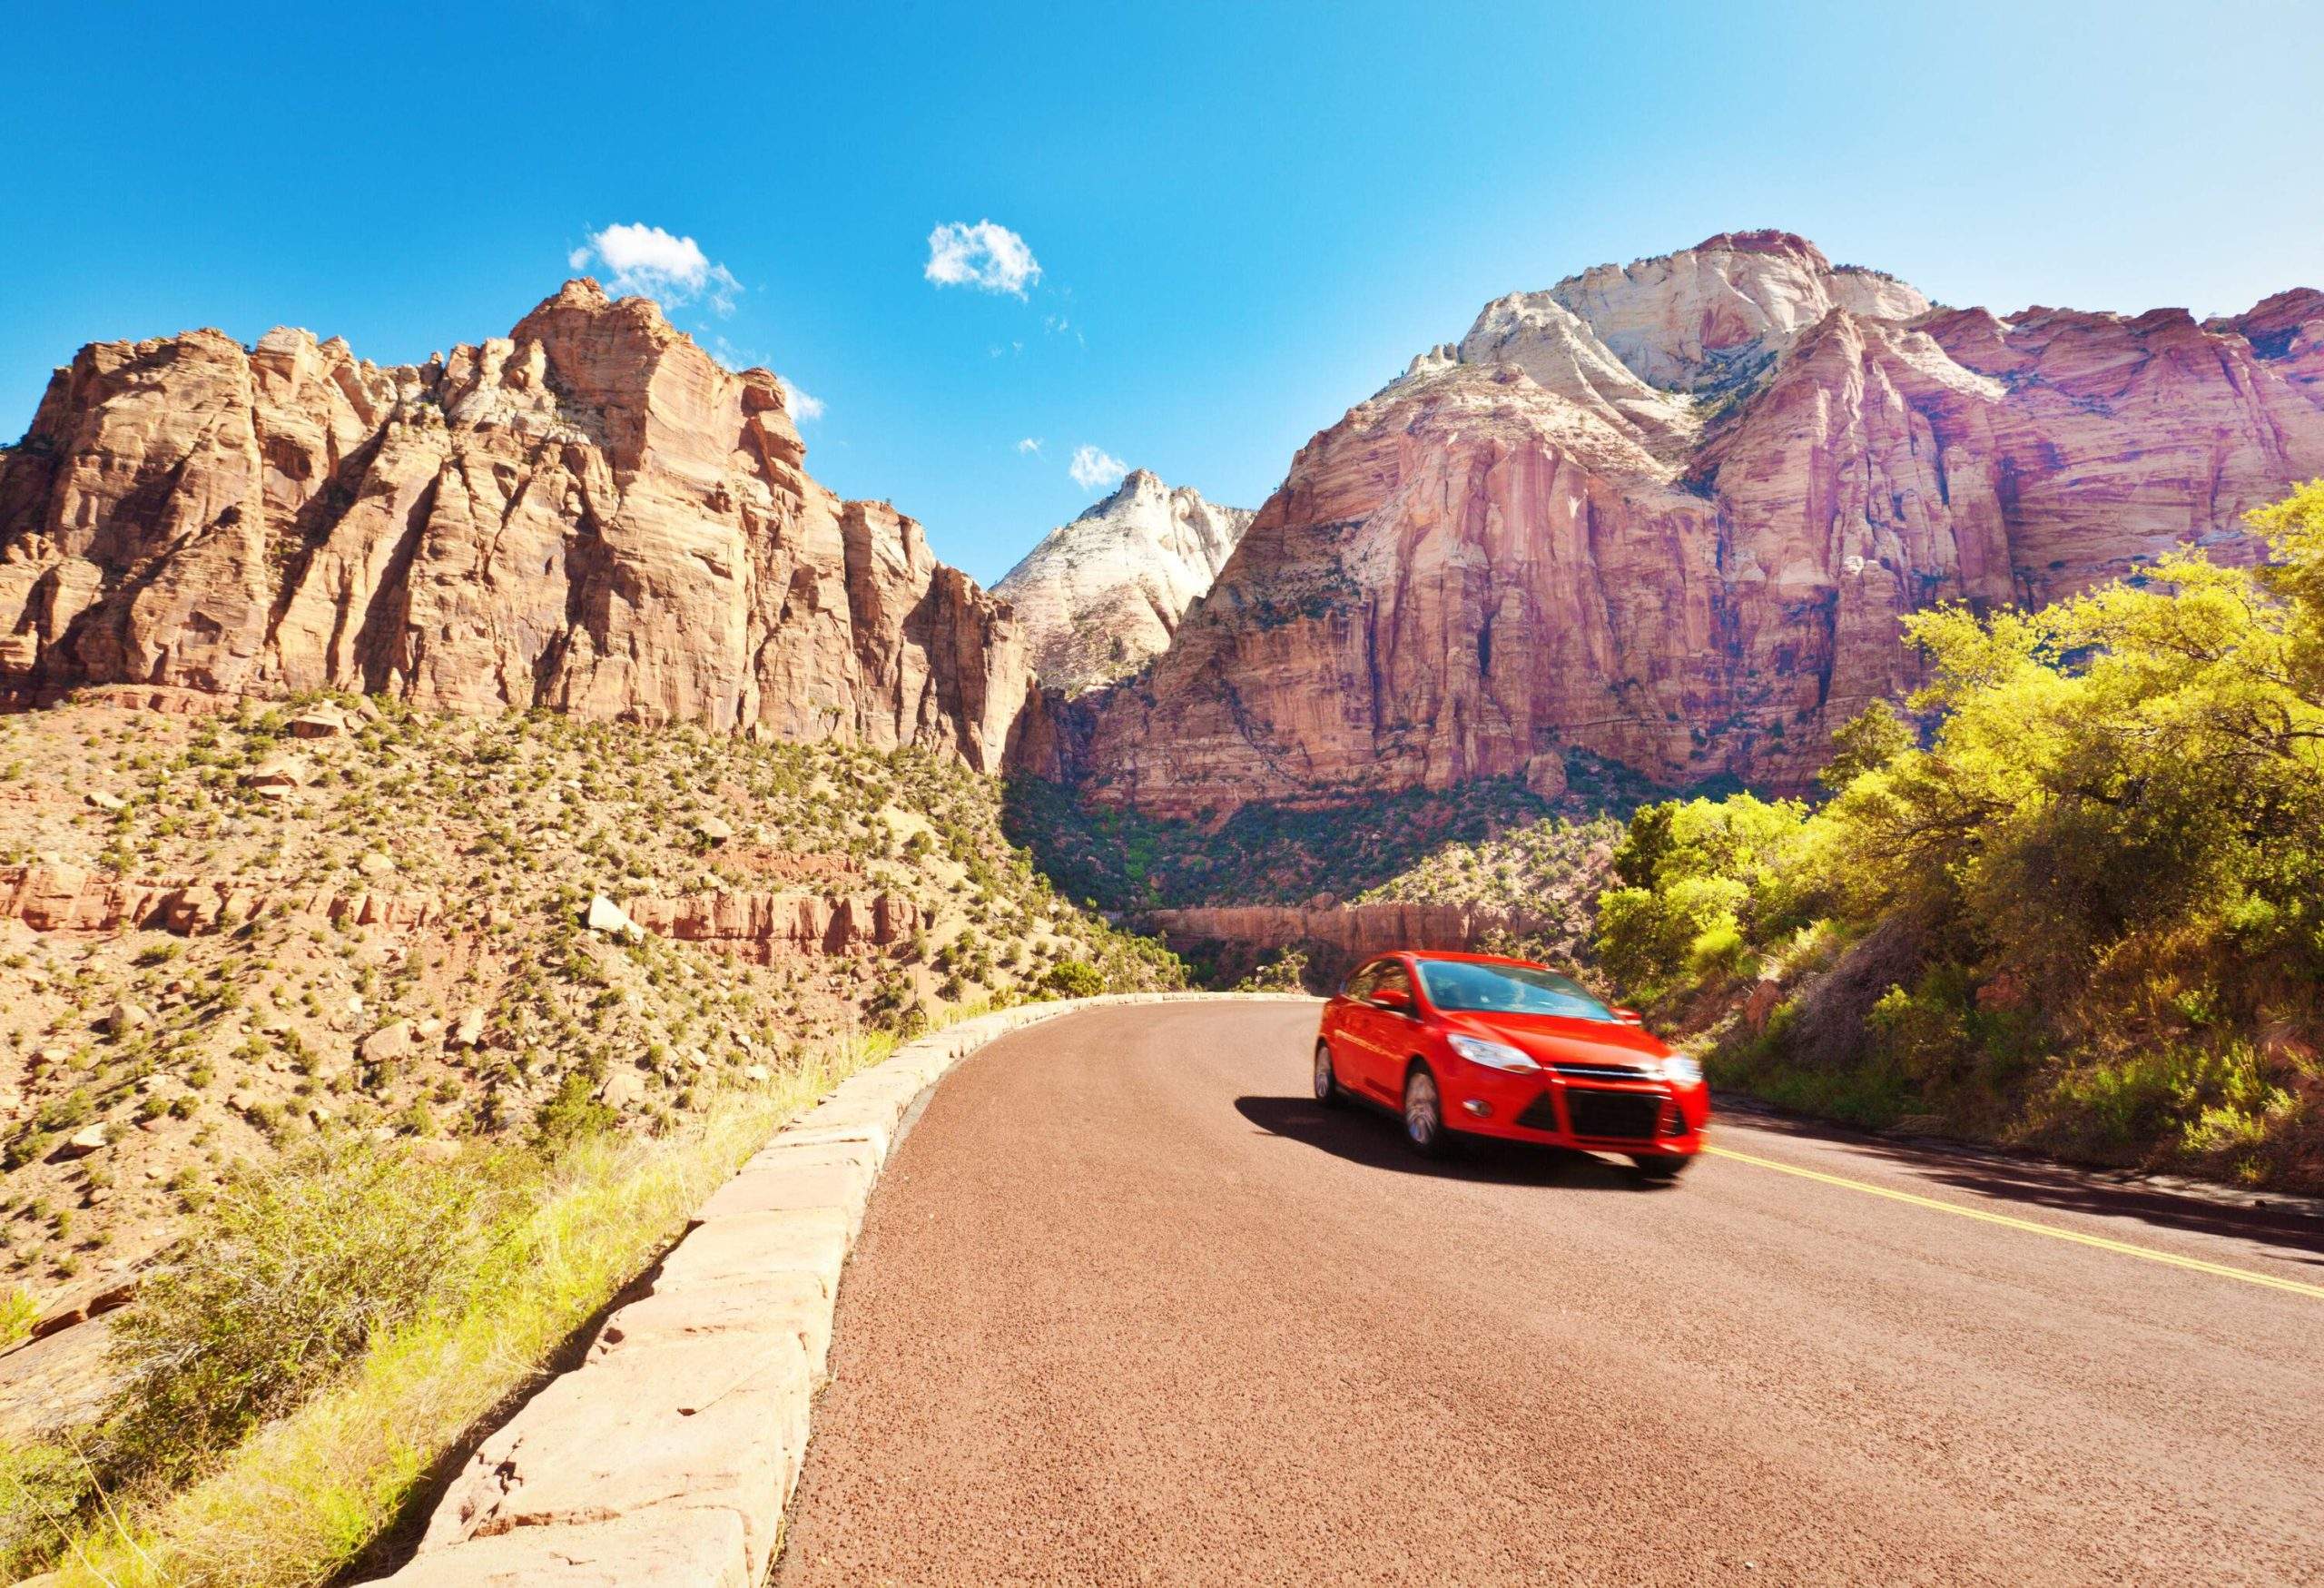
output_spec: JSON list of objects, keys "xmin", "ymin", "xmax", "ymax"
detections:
[{"xmin": 4, "ymin": 1, "xmax": 2319, "ymax": 586}]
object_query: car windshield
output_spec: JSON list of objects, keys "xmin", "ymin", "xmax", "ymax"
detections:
[{"xmin": 1415, "ymin": 960, "xmax": 1616, "ymax": 1021}]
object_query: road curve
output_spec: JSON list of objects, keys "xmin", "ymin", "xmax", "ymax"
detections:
[{"xmin": 773, "ymin": 1001, "xmax": 2324, "ymax": 1587}]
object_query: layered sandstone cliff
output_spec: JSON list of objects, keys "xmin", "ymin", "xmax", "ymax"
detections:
[
  {"xmin": 0, "ymin": 281, "xmax": 1039, "ymax": 770},
  {"xmin": 992, "ymin": 469, "xmax": 1252, "ymax": 694},
  {"xmin": 1086, "ymin": 232, "xmax": 2324, "ymax": 815},
  {"xmin": 1149, "ymin": 900, "xmax": 1565, "ymax": 989}
]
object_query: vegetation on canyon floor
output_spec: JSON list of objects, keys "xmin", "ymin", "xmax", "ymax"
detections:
[
  {"xmin": 1593, "ymin": 484, "xmax": 2324, "ymax": 1192},
  {"xmin": 0, "ymin": 699, "xmax": 1181, "ymax": 1583},
  {"xmin": 1005, "ymin": 748, "xmax": 1658, "ymax": 913}
]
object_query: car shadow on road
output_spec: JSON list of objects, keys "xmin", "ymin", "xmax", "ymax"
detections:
[
  {"xmin": 1719, "ymin": 1099, "xmax": 2324, "ymax": 1267},
  {"xmin": 1234, "ymin": 1095, "xmax": 1671, "ymax": 1191}
]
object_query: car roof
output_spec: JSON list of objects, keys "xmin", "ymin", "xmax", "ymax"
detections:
[{"xmin": 1368, "ymin": 949, "xmax": 1553, "ymax": 972}]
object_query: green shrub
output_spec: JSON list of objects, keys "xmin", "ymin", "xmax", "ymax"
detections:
[
  {"xmin": 1236, "ymin": 946, "xmax": 1311, "ymax": 992},
  {"xmin": 0, "ymin": 1287, "xmax": 37, "ymax": 1349},
  {"xmin": 1042, "ymin": 960, "xmax": 1106, "ymax": 999},
  {"xmin": 532, "ymin": 1070, "xmax": 617, "ymax": 1155},
  {"xmin": 0, "ymin": 1443, "xmax": 84, "ymax": 1580},
  {"xmin": 1600, "ymin": 483, "xmax": 2324, "ymax": 1191},
  {"xmin": 96, "ymin": 1137, "xmax": 523, "ymax": 1489}
]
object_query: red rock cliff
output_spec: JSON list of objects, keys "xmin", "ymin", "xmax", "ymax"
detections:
[
  {"xmin": 0, "ymin": 281, "xmax": 1041, "ymax": 771},
  {"xmin": 1086, "ymin": 236, "xmax": 2324, "ymax": 815}
]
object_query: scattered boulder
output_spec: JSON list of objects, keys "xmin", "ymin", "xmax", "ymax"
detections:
[
  {"xmin": 1974, "ymin": 971, "xmax": 2027, "ymax": 1012},
  {"xmin": 743, "ymin": 1063, "xmax": 773, "ymax": 1083},
  {"xmin": 241, "ymin": 755, "xmax": 311, "ymax": 797},
  {"xmin": 353, "ymin": 695, "xmax": 384, "ymax": 723},
  {"xmin": 58, "ymin": 1124, "xmax": 109, "ymax": 1159},
  {"xmin": 84, "ymin": 790, "xmax": 127, "ymax": 813},
  {"xmin": 599, "ymin": 1070, "xmax": 648, "ymax": 1109},
  {"xmin": 360, "ymin": 1020, "xmax": 418, "ymax": 1063},
  {"xmin": 287, "ymin": 705, "xmax": 350, "ymax": 739},
  {"xmin": 695, "ymin": 815, "xmax": 735, "ymax": 844},
  {"xmin": 358, "ymin": 851, "xmax": 397, "ymax": 878},
  {"xmin": 585, "ymin": 894, "xmax": 644, "ymax": 940},
  {"xmin": 450, "ymin": 1008, "xmax": 487, "ymax": 1047},
  {"xmin": 103, "ymin": 1000, "xmax": 152, "ymax": 1035}
]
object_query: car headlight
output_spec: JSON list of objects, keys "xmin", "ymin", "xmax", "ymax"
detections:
[
  {"xmin": 1448, "ymin": 1034, "xmax": 1540, "ymax": 1072},
  {"xmin": 1659, "ymin": 1055, "xmax": 1704, "ymax": 1086}
]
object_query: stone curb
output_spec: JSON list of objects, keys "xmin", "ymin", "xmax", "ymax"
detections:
[{"xmin": 371, "ymin": 991, "xmax": 1315, "ymax": 1585}]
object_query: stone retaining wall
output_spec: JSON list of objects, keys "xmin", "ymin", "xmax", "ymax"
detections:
[{"xmin": 370, "ymin": 991, "xmax": 1312, "ymax": 1585}]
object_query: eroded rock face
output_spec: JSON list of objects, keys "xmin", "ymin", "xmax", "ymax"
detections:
[
  {"xmin": 1086, "ymin": 233, "xmax": 2324, "ymax": 815},
  {"xmin": 0, "ymin": 281, "xmax": 1038, "ymax": 771},
  {"xmin": 992, "ymin": 469, "xmax": 1252, "ymax": 695},
  {"xmin": 623, "ymin": 889, "xmax": 921, "ymax": 962},
  {"xmin": 1149, "ymin": 900, "xmax": 1563, "ymax": 989}
]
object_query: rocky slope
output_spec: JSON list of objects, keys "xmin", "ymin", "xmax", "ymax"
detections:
[
  {"xmin": 0, "ymin": 281, "xmax": 1042, "ymax": 771},
  {"xmin": 0, "ymin": 693, "xmax": 1181, "ymax": 1447},
  {"xmin": 991, "ymin": 469, "xmax": 1251, "ymax": 694},
  {"xmin": 1085, "ymin": 232, "xmax": 2324, "ymax": 815}
]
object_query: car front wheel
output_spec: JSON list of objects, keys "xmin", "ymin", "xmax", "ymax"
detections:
[
  {"xmin": 1403, "ymin": 1066, "xmax": 1449, "ymax": 1158},
  {"xmin": 1628, "ymin": 1154, "xmax": 1690, "ymax": 1181},
  {"xmin": 1314, "ymin": 1041, "xmax": 1342, "ymax": 1108}
]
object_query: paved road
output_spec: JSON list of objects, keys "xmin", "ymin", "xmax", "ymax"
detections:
[{"xmin": 774, "ymin": 1001, "xmax": 2324, "ymax": 1587}]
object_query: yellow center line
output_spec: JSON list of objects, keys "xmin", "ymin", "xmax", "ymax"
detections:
[{"xmin": 1703, "ymin": 1144, "xmax": 2324, "ymax": 1301}]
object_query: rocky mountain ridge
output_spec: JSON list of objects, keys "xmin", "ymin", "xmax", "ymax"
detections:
[
  {"xmin": 0, "ymin": 281, "xmax": 1044, "ymax": 771},
  {"xmin": 991, "ymin": 469, "xmax": 1251, "ymax": 695},
  {"xmin": 1082, "ymin": 231, "xmax": 2324, "ymax": 816}
]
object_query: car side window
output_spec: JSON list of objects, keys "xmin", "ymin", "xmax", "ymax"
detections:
[
  {"xmin": 1342, "ymin": 962, "xmax": 1381, "ymax": 1001},
  {"xmin": 1369, "ymin": 962, "xmax": 1413, "ymax": 1007}
]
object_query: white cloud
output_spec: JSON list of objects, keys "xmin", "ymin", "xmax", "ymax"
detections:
[
  {"xmin": 776, "ymin": 376, "xmax": 824, "ymax": 421},
  {"xmin": 570, "ymin": 222, "xmax": 741, "ymax": 314},
  {"xmin": 924, "ymin": 220, "xmax": 1041, "ymax": 297},
  {"xmin": 1068, "ymin": 445, "xmax": 1128, "ymax": 492},
  {"xmin": 1016, "ymin": 437, "xmax": 1043, "ymax": 455}
]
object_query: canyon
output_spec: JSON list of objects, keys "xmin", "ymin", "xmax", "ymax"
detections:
[
  {"xmin": 5, "ymin": 236, "xmax": 2322, "ymax": 824},
  {"xmin": 1081, "ymin": 232, "xmax": 2324, "ymax": 815}
]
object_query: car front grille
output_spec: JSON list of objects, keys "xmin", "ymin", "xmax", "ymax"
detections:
[
  {"xmin": 1550, "ymin": 1061, "xmax": 1652, "ymax": 1080},
  {"xmin": 1561, "ymin": 1089, "xmax": 1665, "ymax": 1141}
]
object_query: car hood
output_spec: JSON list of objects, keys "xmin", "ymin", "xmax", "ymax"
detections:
[{"xmin": 1442, "ymin": 1010, "xmax": 1669, "ymax": 1069}]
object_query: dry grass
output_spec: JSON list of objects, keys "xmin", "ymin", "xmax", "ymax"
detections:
[{"xmin": 34, "ymin": 1024, "xmax": 903, "ymax": 1587}]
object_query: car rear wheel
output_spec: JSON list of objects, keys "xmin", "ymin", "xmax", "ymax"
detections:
[
  {"xmin": 1628, "ymin": 1154, "xmax": 1690, "ymax": 1181},
  {"xmin": 1403, "ymin": 1066, "xmax": 1449, "ymax": 1158},
  {"xmin": 1313, "ymin": 1041, "xmax": 1342, "ymax": 1108}
]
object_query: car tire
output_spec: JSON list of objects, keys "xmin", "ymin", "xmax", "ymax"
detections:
[
  {"xmin": 1314, "ymin": 1040, "xmax": 1343, "ymax": 1108},
  {"xmin": 1628, "ymin": 1154, "xmax": 1690, "ymax": 1181},
  {"xmin": 1403, "ymin": 1065, "xmax": 1450, "ymax": 1159}
]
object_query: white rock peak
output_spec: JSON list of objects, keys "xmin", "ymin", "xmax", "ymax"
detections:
[
  {"xmin": 1380, "ymin": 230, "xmax": 1936, "ymax": 465},
  {"xmin": 995, "ymin": 471, "xmax": 1255, "ymax": 695},
  {"xmin": 1545, "ymin": 229, "xmax": 1931, "ymax": 391}
]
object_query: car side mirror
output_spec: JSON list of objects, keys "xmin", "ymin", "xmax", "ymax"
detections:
[
  {"xmin": 1370, "ymin": 987, "xmax": 1413, "ymax": 1014},
  {"xmin": 1611, "ymin": 1006, "xmax": 1643, "ymax": 1025}
]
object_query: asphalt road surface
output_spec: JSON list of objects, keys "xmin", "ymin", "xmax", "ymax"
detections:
[{"xmin": 774, "ymin": 1001, "xmax": 2324, "ymax": 1587}]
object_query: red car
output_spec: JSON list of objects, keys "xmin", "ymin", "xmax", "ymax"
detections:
[{"xmin": 1314, "ymin": 951, "xmax": 1709, "ymax": 1178}]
